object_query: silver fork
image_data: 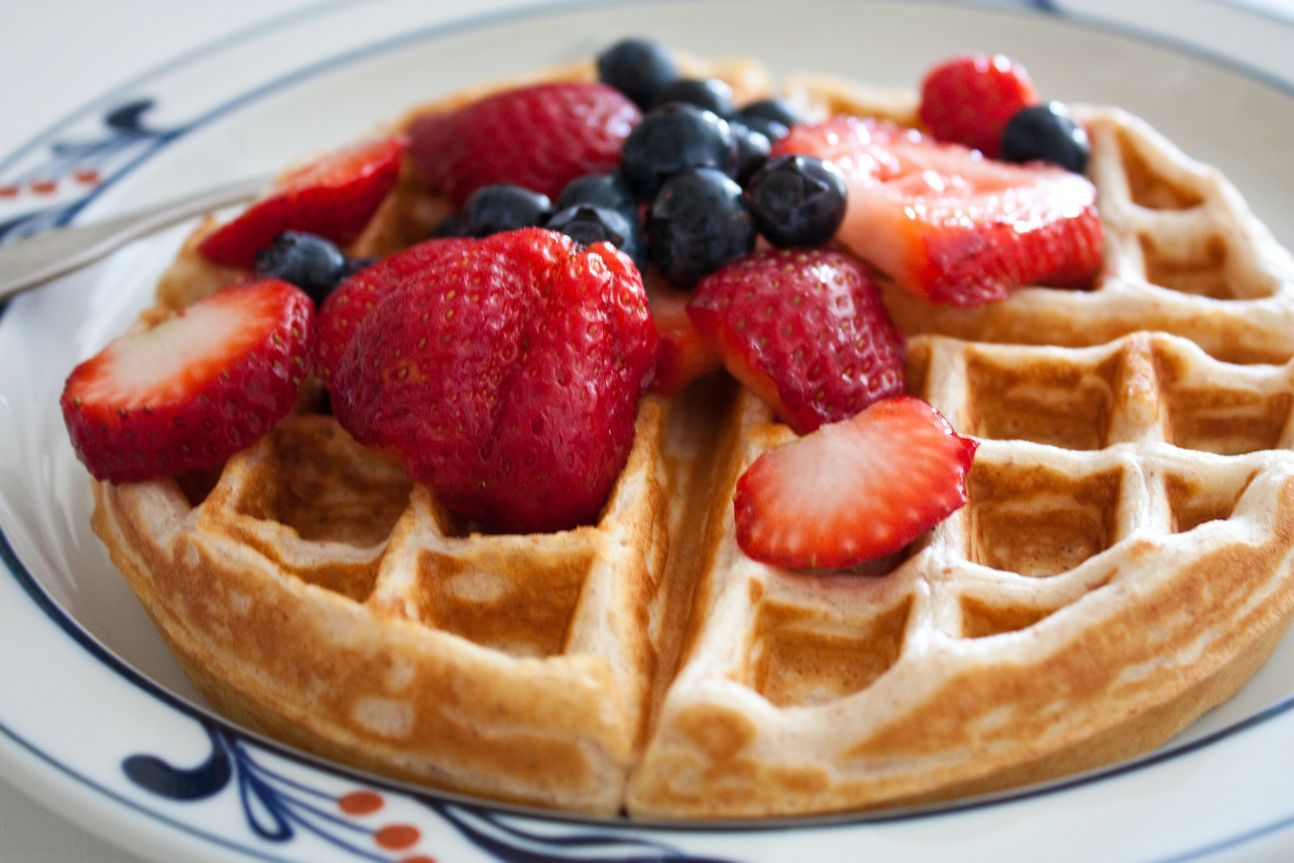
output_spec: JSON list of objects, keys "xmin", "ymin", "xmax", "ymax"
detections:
[{"xmin": 0, "ymin": 174, "xmax": 268, "ymax": 303}]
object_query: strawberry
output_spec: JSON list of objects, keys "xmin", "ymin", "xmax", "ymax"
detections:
[
  {"xmin": 406, "ymin": 82, "xmax": 640, "ymax": 206},
  {"xmin": 61, "ymin": 279, "xmax": 313, "ymax": 483},
  {"xmin": 774, "ymin": 116, "xmax": 1102, "ymax": 307},
  {"xmin": 919, "ymin": 53, "xmax": 1038, "ymax": 157},
  {"xmin": 687, "ymin": 248, "xmax": 905, "ymax": 434},
  {"xmin": 647, "ymin": 278, "xmax": 720, "ymax": 395},
  {"xmin": 313, "ymin": 237, "xmax": 472, "ymax": 386},
  {"xmin": 331, "ymin": 229, "xmax": 657, "ymax": 533},
  {"xmin": 734, "ymin": 396, "xmax": 977, "ymax": 569},
  {"xmin": 199, "ymin": 136, "xmax": 405, "ymax": 268}
]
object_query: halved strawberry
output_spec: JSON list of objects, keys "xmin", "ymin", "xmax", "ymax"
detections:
[
  {"xmin": 61, "ymin": 279, "xmax": 313, "ymax": 483},
  {"xmin": 332, "ymin": 229, "xmax": 657, "ymax": 534},
  {"xmin": 406, "ymin": 82, "xmax": 640, "ymax": 206},
  {"xmin": 314, "ymin": 237, "xmax": 473, "ymax": 386},
  {"xmin": 774, "ymin": 117, "xmax": 1102, "ymax": 307},
  {"xmin": 647, "ymin": 278, "xmax": 721, "ymax": 395},
  {"xmin": 688, "ymin": 248, "xmax": 905, "ymax": 434},
  {"xmin": 198, "ymin": 136, "xmax": 406, "ymax": 269},
  {"xmin": 734, "ymin": 396, "xmax": 977, "ymax": 569},
  {"xmin": 919, "ymin": 54, "xmax": 1038, "ymax": 157}
]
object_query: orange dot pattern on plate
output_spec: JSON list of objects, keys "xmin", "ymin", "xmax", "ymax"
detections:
[
  {"xmin": 400, "ymin": 857, "xmax": 438, "ymax": 863},
  {"xmin": 0, "ymin": 185, "xmax": 17, "ymax": 198},
  {"xmin": 73, "ymin": 168, "xmax": 101, "ymax": 185},
  {"xmin": 29, "ymin": 179, "xmax": 57, "ymax": 194},
  {"xmin": 338, "ymin": 789, "xmax": 384, "ymax": 815},
  {"xmin": 374, "ymin": 824, "xmax": 420, "ymax": 850}
]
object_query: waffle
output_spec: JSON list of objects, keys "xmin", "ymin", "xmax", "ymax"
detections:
[{"xmin": 86, "ymin": 57, "xmax": 1294, "ymax": 818}]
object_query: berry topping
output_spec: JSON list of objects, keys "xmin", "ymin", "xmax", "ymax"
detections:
[
  {"xmin": 1001, "ymin": 101, "xmax": 1091, "ymax": 174},
  {"xmin": 546, "ymin": 204, "xmax": 645, "ymax": 269},
  {"xmin": 254, "ymin": 231, "xmax": 350, "ymax": 304},
  {"xmin": 919, "ymin": 54, "xmax": 1038, "ymax": 157},
  {"xmin": 596, "ymin": 38, "xmax": 680, "ymax": 109},
  {"xmin": 406, "ymin": 82, "xmax": 640, "ymax": 206},
  {"xmin": 648, "ymin": 279, "xmax": 721, "ymax": 395},
  {"xmin": 688, "ymin": 248, "xmax": 905, "ymax": 434},
  {"xmin": 461, "ymin": 183, "xmax": 553, "ymax": 237},
  {"xmin": 734, "ymin": 396, "xmax": 977, "ymax": 569},
  {"xmin": 742, "ymin": 154, "xmax": 846, "ymax": 248},
  {"xmin": 735, "ymin": 98, "xmax": 799, "ymax": 142},
  {"xmin": 620, "ymin": 103, "xmax": 737, "ymax": 200},
  {"xmin": 555, "ymin": 172, "xmax": 638, "ymax": 214},
  {"xmin": 313, "ymin": 237, "xmax": 473, "ymax": 386},
  {"xmin": 647, "ymin": 168, "xmax": 756, "ymax": 287},
  {"xmin": 775, "ymin": 116, "xmax": 1103, "ymax": 307},
  {"xmin": 198, "ymin": 136, "xmax": 405, "ymax": 269},
  {"xmin": 727, "ymin": 119, "xmax": 772, "ymax": 183},
  {"xmin": 651, "ymin": 78, "xmax": 736, "ymax": 116},
  {"xmin": 331, "ymin": 228, "xmax": 657, "ymax": 534},
  {"xmin": 60, "ymin": 279, "xmax": 313, "ymax": 483}
]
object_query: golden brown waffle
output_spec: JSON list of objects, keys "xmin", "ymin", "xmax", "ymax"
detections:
[{"xmin": 88, "ymin": 58, "xmax": 1294, "ymax": 818}]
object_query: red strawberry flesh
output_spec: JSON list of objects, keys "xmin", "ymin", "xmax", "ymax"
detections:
[
  {"xmin": 331, "ymin": 228, "xmax": 657, "ymax": 534},
  {"xmin": 735, "ymin": 396, "xmax": 977, "ymax": 569},
  {"xmin": 647, "ymin": 278, "xmax": 721, "ymax": 395},
  {"xmin": 774, "ymin": 116, "xmax": 1103, "ymax": 307},
  {"xmin": 406, "ymin": 82, "xmax": 640, "ymax": 206},
  {"xmin": 313, "ymin": 237, "xmax": 473, "ymax": 386},
  {"xmin": 61, "ymin": 279, "xmax": 313, "ymax": 483},
  {"xmin": 198, "ymin": 136, "xmax": 405, "ymax": 269},
  {"xmin": 688, "ymin": 248, "xmax": 906, "ymax": 434}
]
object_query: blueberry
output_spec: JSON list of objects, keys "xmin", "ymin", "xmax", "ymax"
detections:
[
  {"xmin": 596, "ymin": 38, "xmax": 679, "ymax": 109},
  {"xmin": 1001, "ymin": 101, "xmax": 1090, "ymax": 174},
  {"xmin": 548, "ymin": 204, "xmax": 645, "ymax": 269},
  {"xmin": 620, "ymin": 103, "xmax": 737, "ymax": 200},
  {"xmin": 254, "ymin": 232, "xmax": 349, "ymax": 304},
  {"xmin": 728, "ymin": 120, "xmax": 772, "ymax": 183},
  {"xmin": 461, "ymin": 183, "xmax": 553, "ymax": 237},
  {"xmin": 431, "ymin": 213, "xmax": 466, "ymax": 237},
  {"xmin": 743, "ymin": 155, "xmax": 847, "ymax": 248},
  {"xmin": 738, "ymin": 98, "xmax": 799, "ymax": 128},
  {"xmin": 555, "ymin": 173, "xmax": 637, "ymax": 215},
  {"xmin": 648, "ymin": 168, "xmax": 755, "ymax": 287},
  {"xmin": 651, "ymin": 78, "xmax": 735, "ymax": 116},
  {"xmin": 343, "ymin": 256, "xmax": 377, "ymax": 278}
]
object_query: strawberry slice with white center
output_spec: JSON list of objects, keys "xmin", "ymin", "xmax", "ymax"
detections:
[
  {"xmin": 199, "ymin": 136, "xmax": 406, "ymax": 269},
  {"xmin": 774, "ymin": 116, "xmax": 1102, "ymax": 307},
  {"xmin": 734, "ymin": 396, "xmax": 977, "ymax": 569},
  {"xmin": 60, "ymin": 279, "xmax": 313, "ymax": 483}
]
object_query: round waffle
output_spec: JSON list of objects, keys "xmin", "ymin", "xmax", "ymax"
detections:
[{"xmin": 87, "ymin": 57, "xmax": 1294, "ymax": 818}]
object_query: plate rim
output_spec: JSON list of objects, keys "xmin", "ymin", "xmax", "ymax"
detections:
[{"xmin": 3, "ymin": 0, "xmax": 1294, "ymax": 860}]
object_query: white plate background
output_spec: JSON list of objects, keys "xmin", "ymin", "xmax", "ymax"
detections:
[{"xmin": 1, "ymin": 1, "xmax": 1293, "ymax": 861}]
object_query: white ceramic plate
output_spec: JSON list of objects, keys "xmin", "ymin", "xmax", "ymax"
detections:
[{"xmin": 2, "ymin": 1, "xmax": 1293, "ymax": 861}]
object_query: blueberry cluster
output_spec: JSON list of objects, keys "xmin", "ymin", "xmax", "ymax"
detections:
[
  {"xmin": 598, "ymin": 37, "xmax": 846, "ymax": 287},
  {"xmin": 434, "ymin": 38, "xmax": 848, "ymax": 289}
]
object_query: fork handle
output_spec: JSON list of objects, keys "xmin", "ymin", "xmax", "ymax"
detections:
[{"xmin": 0, "ymin": 174, "xmax": 268, "ymax": 304}]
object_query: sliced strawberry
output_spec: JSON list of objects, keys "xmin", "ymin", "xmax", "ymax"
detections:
[
  {"xmin": 198, "ymin": 136, "xmax": 406, "ymax": 269},
  {"xmin": 61, "ymin": 279, "xmax": 313, "ymax": 483},
  {"xmin": 332, "ymin": 228, "xmax": 657, "ymax": 533},
  {"xmin": 919, "ymin": 54, "xmax": 1038, "ymax": 157},
  {"xmin": 734, "ymin": 396, "xmax": 977, "ymax": 569},
  {"xmin": 406, "ymin": 82, "xmax": 640, "ymax": 206},
  {"xmin": 647, "ymin": 278, "xmax": 721, "ymax": 395},
  {"xmin": 314, "ymin": 237, "xmax": 473, "ymax": 386},
  {"xmin": 774, "ymin": 117, "xmax": 1103, "ymax": 307},
  {"xmin": 687, "ymin": 248, "xmax": 905, "ymax": 434}
]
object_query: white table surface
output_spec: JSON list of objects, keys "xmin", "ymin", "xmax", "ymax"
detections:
[{"xmin": 3, "ymin": 1, "xmax": 1294, "ymax": 861}]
